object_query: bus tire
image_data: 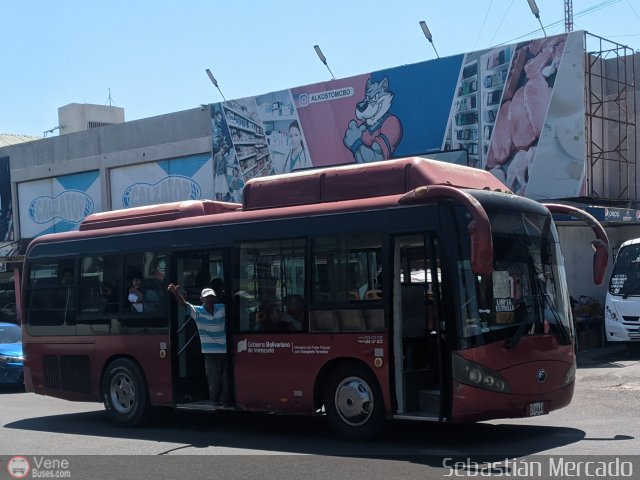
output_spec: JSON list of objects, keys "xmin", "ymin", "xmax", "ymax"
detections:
[
  {"xmin": 102, "ymin": 358, "xmax": 150, "ymax": 427},
  {"xmin": 324, "ymin": 362, "xmax": 385, "ymax": 440}
]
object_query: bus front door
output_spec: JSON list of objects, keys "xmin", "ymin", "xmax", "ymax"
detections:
[
  {"xmin": 171, "ymin": 250, "xmax": 228, "ymax": 404},
  {"xmin": 393, "ymin": 234, "xmax": 443, "ymax": 419}
]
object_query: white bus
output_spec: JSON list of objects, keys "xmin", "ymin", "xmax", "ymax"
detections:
[{"xmin": 605, "ymin": 238, "xmax": 640, "ymax": 342}]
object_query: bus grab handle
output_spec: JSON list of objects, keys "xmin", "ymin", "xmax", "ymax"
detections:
[
  {"xmin": 399, "ymin": 185, "xmax": 494, "ymax": 276},
  {"xmin": 543, "ymin": 203, "xmax": 610, "ymax": 285}
]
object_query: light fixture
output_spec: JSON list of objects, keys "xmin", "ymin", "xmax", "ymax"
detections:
[
  {"xmin": 313, "ymin": 45, "xmax": 336, "ymax": 80},
  {"xmin": 419, "ymin": 21, "xmax": 440, "ymax": 58},
  {"xmin": 527, "ymin": 0, "xmax": 547, "ymax": 37},
  {"xmin": 205, "ymin": 68, "xmax": 226, "ymax": 101}
]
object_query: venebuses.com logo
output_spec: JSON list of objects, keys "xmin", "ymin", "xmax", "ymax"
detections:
[
  {"xmin": 7, "ymin": 456, "xmax": 30, "ymax": 479},
  {"xmin": 6, "ymin": 456, "xmax": 71, "ymax": 478}
]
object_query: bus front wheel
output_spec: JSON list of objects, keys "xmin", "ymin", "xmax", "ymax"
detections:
[
  {"xmin": 102, "ymin": 358, "xmax": 150, "ymax": 427},
  {"xmin": 324, "ymin": 363, "xmax": 386, "ymax": 440}
]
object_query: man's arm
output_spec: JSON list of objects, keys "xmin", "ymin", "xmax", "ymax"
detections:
[{"xmin": 167, "ymin": 283, "xmax": 187, "ymax": 306}]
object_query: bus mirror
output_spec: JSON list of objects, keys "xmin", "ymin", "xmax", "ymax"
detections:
[
  {"xmin": 399, "ymin": 186, "xmax": 493, "ymax": 276},
  {"xmin": 543, "ymin": 203, "xmax": 609, "ymax": 287},
  {"xmin": 592, "ymin": 239, "xmax": 608, "ymax": 285}
]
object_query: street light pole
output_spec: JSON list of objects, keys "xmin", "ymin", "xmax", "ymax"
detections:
[
  {"xmin": 527, "ymin": 0, "xmax": 547, "ymax": 37},
  {"xmin": 419, "ymin": 21, "xmax": 440, "ymax": 59},
  {"xmin": 313, "ymin": 45, "xmax": 336, "ymax": 80},
  {"xmin": 205, "ymin": 68, "xmax": 226, "ymax": 101}
]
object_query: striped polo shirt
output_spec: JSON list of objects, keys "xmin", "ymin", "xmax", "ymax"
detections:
[{"xmin": 186, "ymin": 303, "xmax": 227, "ymax": 354}]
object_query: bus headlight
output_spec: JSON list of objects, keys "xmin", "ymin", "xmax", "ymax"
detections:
[
  {"xmin": 452, "ymin": 354, "xmax": 512, "ymax": 393},
  {"xmin": 562, "ymin": 360, "xmax": 576, "ymax": 387},
  {"xmin": 605, "ymin": 305, "xmax": 619, "ymax": 322}
]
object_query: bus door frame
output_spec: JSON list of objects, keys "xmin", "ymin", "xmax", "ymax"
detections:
[
  {"xmin": 392, "ymin": 232, "xmax": 445, "ymax": 419},
  {"xmin": 170, "ymin": 249, "xmax": 230, "ymax": 403}
]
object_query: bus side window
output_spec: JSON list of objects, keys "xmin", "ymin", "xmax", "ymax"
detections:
[
  {"xmin": 313, "ymin": 234, "xmax": 383, "ymax": 305},
  {"xmin": 238, "ymin": 239, "xmax": 305, "ymax": 333},
  {"xmin": 27, "ymin": 259, "xmax": 75, "ymax": 326}
]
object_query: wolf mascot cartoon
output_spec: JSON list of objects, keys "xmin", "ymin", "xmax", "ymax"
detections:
[{"xmin": 343, "ymin": 76, "xmax": 403, "ymax": 163}]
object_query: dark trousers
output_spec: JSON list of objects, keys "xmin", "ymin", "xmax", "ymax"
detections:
[{"xmin": 203, "ymin": 353, "xmax": 228, "ymax": 404}]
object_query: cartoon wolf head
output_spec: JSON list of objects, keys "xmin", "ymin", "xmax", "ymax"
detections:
[{"xmin": 355, "ymin": 76, "xmax": 394, "ymax": 127}]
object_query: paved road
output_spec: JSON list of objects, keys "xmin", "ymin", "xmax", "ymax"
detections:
[{"xmin": 0, "ymin": 345, "xmax": 638, "ymax": 479}]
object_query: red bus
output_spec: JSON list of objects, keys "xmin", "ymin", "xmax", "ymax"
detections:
[{"xmin": 21, "ymin": 157, "xmax": 608, "ymax": 440}]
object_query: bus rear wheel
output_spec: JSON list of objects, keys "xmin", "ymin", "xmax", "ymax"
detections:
[
  {"xmin": 324, "ymin": 363, "xmax": 385, "ymax": 440},
  {"xmin": 102, "ymin": 358, "xmax": 149, "ymax": 427}
]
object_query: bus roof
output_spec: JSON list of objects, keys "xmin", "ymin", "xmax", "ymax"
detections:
[
  {"xmin": 242, "ymin": 156, "xmax": 510, "ymax": 210},
  {"xmin": 76, "ymin": 157, "xmax": 509, "ymax": 231},
  {"xmin": 79, "ymin": 200, "xmax": 241, "ymax": 231}
]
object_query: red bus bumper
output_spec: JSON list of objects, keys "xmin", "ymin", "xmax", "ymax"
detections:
[{"xmin": 450, "ymin": 379, "xmax": 575, "ymax": 423}]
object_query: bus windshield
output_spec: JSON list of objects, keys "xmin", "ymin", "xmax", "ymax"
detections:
[
  {"xmin": 609, "ymin": 243, "xmax": 640, "ymax": 297},
  {"xmin": 457, "ymin": 211, "xmax": 572, "ymax": 348}
]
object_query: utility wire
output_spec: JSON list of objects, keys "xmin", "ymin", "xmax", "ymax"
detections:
[
  {"xmin": 489, "ymin": 0, "xmax": 515, "ymax": 46},
  {"xmin": 495, "ymin": 0, "xmax": 623, "ymax": 46},
  {"xmin": 623, "ymin": 0, "xmax": 640, "ymax": 23},
  {"xmin": 474, "ymin": 0, "xmax": 495, "ymax": 49}
]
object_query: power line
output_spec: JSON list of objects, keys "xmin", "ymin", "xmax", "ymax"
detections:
[
  {"xmin": 474, "ymin": 0, "xmax": 495, "ymax": 49},
  {"xmin": 495, "ymin": 0, "xmax": 623, "ymax": 47}
]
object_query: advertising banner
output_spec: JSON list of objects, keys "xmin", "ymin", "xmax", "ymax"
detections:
[
  {"xmin": 210, "ymin": 31, "xmax": 585, "ymax": 202},
  {"xmin": 17, "ymin": 170, "xmax": 101, "ymax": 238},
  {"xmin": 110, "ymin": 153, "xmax": 214, "ymax": 209}
]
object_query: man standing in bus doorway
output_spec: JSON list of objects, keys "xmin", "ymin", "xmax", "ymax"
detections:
[{"xmin": 167, "ymin": 283, "xmax": 230, "ymax": 407}]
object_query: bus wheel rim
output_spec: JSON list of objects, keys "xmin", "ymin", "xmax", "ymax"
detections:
[
  {"xmin": 334, "ymin": 376, "xmax": 373, "ymax": 427},
  {"xmin": 110, "ymin": 372, "xmax": 136, "ymax": 415}
]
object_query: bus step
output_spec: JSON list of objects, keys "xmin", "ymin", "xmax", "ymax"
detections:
[
  {"xmin": 418, "ymin": 389, "xmax": 440, "ymax": 412},
  {"xmin": 175, "ymin": 400, "xmax": 218, "ymax": 411}
]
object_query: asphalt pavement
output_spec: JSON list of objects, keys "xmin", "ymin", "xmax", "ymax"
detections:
[{"xmin": 576, "ymin": 342, "xmax": 640, "ymax": 367}]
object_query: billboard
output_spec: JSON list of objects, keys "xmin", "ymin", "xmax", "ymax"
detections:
[
  {"xmin": 110, "ymin": 153, "xmax": 214, "ymax": 209},
  {"xmin": 18, "ymin": 170, "xmax": 101, "ymax": 238},
  {"xmin": 210, "ymin": 31, "xmax": 585, "ymax": 201}
]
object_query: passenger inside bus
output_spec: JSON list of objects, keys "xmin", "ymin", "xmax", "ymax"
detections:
[
  {"xmin": 256, "ymin": 301, "xmax": 288, "ymax": 332},
  {"xmin": 128, "ymin": 275, "xmax": 145, "ymax": 312},
  {"xmin": 282, "ymin": 294, "xmax": 305, "ymax": 330},
  {"xmin": 344, "ymin": 262, "xmax": 364, "ymax": 300},
  {"xmin": 59, "ymin": 268, "xmax": 74, "ymax": 286},
  {"xmin": 210, "ymin": 277, "xmax": 226, "ymax": 301},
  {"xmin": 101, "ymin": 282, "xmax": 118, "ymax": 314}
]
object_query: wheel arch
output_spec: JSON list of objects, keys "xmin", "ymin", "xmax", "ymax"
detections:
[
  {"xmin": 100, "ymin": 354, "xmax": 149, "ymax": 398},
  {"xmin": 313, "ymin": 357, "xmax": 382, "ymax": 411}
]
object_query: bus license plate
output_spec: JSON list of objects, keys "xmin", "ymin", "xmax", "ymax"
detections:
[{"xmin": 528, "ymin": 401, "xmax": 545, "ymax": 417}]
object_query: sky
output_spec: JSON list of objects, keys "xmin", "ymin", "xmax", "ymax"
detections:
[{"xmin": 1, "ymin": 0, "xmax": 639, "ymax": 138}]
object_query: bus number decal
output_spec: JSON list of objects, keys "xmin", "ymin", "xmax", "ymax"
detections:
[{"xmin": 356, "ymin": 335, "xmax": 383, "ymax": 345}]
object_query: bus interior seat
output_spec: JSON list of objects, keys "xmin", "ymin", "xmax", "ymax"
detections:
[
  {"xmin": 310, "ymin": 310, "xmax": 339, "ymax": 332},
  {"xmin": 365, "ymin": 289, "xmax": 382, "ymax": 299},
  {"xmin": 339, "ymin": 310, "xmax": 367, "ymax": 331},
  {"xmin": 314, "ymin": 292, "xmax": 333, "ymax": 302},
  {"xmin": 337, "ymin": 291, "xmax": 359, "ymax": 301}
]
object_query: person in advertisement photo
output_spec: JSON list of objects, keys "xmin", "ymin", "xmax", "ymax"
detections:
[{"xmin": 283, "ymin": 120, "xmax": 311, "ymax": 172}]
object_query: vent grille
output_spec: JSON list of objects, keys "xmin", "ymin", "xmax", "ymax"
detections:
[
  {"xmin": 43, "ymin": 355, "xmax": 60, "ymax": 389},
  {"xmin": 87, "ymin": 121, "xmax": 113, "ymax": 130},
  {"xmin": 42, "ymin": 354, "xmax": 91, "ymax": 394}
]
